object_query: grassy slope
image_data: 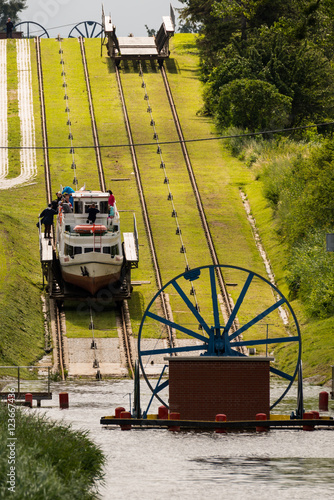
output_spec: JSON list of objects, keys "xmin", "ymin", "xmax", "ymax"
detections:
[
  {"xmin": 0, "ymin": 39, "xmax": 45, "ymax": 367},
  {"xmin": 167, "ymin": 35, "xmax": 333, "ymax": 384},
  {"xmin": 0, "ymin": 36, "xmax": 332, "ymax": 383}
]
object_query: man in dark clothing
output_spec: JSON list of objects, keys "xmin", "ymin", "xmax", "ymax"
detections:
[
  {"xmin": 39, "ymin": 204, "xmax": 57, "ymax": 239},
  {"xmin": 86, "ymin": 203, "xmax": 100, "ymax": 224},
  {"xmin": 6, "ymin": 18, "xmax": 14, "ymax": 39}
]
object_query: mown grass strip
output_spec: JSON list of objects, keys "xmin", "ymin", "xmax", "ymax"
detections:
[{"xmin": 6, "ymin": 40, "xmax": 20, "ymax": 179}]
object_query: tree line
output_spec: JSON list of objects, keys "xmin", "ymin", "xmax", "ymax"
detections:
[{"xmin": 179, "ymin": 0, "xmax": 334, "ymax": 131}]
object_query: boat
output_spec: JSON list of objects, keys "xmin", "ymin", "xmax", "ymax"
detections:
[{"xmin": 56, "ymin": 189, "xmax": 138, "ymax": 296}]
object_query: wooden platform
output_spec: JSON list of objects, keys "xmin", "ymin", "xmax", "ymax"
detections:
[
  {"xmin": 1, "ymin": 392, "xmax": 52, "ymax": 407},
  {"xmin": 117, "ymin": 37, "xmax": 158, "ymax": 58},
  {"xmin": 40, "ymin": 233, "xmax": 53, "ymax": 262},
  {"xmin": 123, "ymin": 232, "xmax": 138, "ymax": 266},
  {"xmin": 100, "ymin": 416, "xmax": 334, "ymax": 431}
]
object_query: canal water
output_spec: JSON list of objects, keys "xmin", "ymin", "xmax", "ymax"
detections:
[{"xmin": 33, "ymin": 379, "xmax": 334, "ymax": 500}]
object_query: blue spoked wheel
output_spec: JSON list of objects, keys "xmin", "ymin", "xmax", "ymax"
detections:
[
  {"xmin": 15, "ymin": 22, "xmax": 49, "ymax": 38},
  {"xmin": 68, "ymin": 21, "xmax": 103, "ymax": 38},
  {"xmin": 138, "ymin": 265, "xmax": 301, "ymax": 410}
]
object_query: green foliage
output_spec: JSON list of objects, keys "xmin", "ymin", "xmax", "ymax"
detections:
[
  {"xmin": 181, "ymin": 0, "xmax": 334, "ymax": 129},
  {"xmin": 0, "ymin": 0, "xmax": 26, "ymax": 30},
  {"xmin": 0, "ymin": 405, "xmax": 104, "ymax": 499},
  {"xmin": 259, "ymin": 139, "xmax": 334, "ymax": 317},
  {"xmin": 286, "ymin": 231, "xmax": 334, "ymax": 318},
  {"xmin": 215, "ymin": 79, "xmax": 292, "ymax": 131}
]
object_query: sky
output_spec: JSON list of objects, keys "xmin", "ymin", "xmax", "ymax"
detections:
[{"xmin": 18, "ymin": 0, "xmax": 184, "ymax": 38}]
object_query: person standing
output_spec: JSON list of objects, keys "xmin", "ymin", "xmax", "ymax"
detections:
[
  {"xmin": 108, "ymin": 190, "xmax": 115, "ymax": 207},
  {"xmin": 86, "ymin": 203, "xmax": 100, "ymax": 224},
  {"xmin": 39, "ymin": 204, "xmax": 57, "ymax": 239},
  {"xmin": 6, "ymin": 18, "xmax": 14, "ymax": 39}
]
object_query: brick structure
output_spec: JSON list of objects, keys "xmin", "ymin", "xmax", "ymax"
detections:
[{"xmin": 167, "ymin": 356, "xmax": 273, "ymax": 421}]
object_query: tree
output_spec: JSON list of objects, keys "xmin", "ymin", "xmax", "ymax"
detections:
[
  {"xmin": 0, "ymin": 0, "xmax": 26, "ymax": 31},
  {"xmin": 145, "ymin": 25, "xmax": 156, "ymax": 37},
  {"xmin": 216, "ymin": 79, "xmax": 292, "ymax": 131}
]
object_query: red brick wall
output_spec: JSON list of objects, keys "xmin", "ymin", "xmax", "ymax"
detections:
[{"xmin": 168, "ymin": 358, "xmax": 270, "ymax": 421}]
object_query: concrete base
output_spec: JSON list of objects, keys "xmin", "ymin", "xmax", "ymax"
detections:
[{"xmin": 167, "ymin": 356, "xmax": 273, "ymax": 421}]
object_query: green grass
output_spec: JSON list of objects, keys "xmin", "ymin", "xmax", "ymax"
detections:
[
  {"xmin": 6, "ymin": 40, "xmax": 20, "ymax": 179},
  {"xmin": 0, "ymin": 404, "xmax": 104, "ymax": 499},
  {"xmin": 0, "ymin": 36, "xmax": 332, "ymax": 384},
  {"xmin": 0, "ymin": 40, "xmax": 45, "ymax": 367},
  {"xmin": 64, "ymin": 300, "xmax": 119, "ymax": 338}
]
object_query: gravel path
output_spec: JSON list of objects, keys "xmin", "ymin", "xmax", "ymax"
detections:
[{"xmin": 0, "ymin": 39, "xmax": 37, "ymax": 190}]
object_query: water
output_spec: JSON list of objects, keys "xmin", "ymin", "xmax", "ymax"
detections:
[{"xmin": 30, "ymin": 380, "xmax": 334, "ymax": 500}]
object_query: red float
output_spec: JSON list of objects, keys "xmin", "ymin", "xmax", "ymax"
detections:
[
  {"xmin": 158, "ymin": 405, "xmax": 168, "ymax": 419},
  {"xmin": 25, "ymin": 393, "xmax": 33, "ymax": 408},
  {"xmin": 303, "ymin": 411, "xmax": 315, "ymax": 431},
  {"xmin": 59, "ymin": 392, "xmax": 69, "ymax": 409},
  {"xmin": 120, "ymin": 411, "xmax": 132, "ymax": 430},
  {"xmin": 319, "ymin": 391, "xmax": 329, "ymax": 412},
  {"xmin": 168, "ymin": 411, "xmax": 181, "ymax": 432},
  {"xmin": 215, "ymin": 413, "xmax": 227, "ymax": 434},
  {"xmin": 115, "ymin": 406, "xmax": 125, "ymax": 418},
  {"xmin": 256, "ymin": 413, "xmax": 268, "ymax": 432}
]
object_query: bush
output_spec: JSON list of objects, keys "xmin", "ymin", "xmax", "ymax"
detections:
[
  {"xmin": 216, "ymin": 79, "xmax": 292, "ymax": 131},
  {"xmin": 286, "ymin": 231, "xmax": 334, "ymax": 317},
  {"xmin": 0, "ymin": 405, "xmax": 104, "ymax": 499}
]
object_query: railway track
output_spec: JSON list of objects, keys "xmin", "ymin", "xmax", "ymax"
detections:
[
  {"xmin": 53, "ymin": 300, "xmax": 66, "ymax": 381},
  {"xmin": 80, "ymin": 38, "xmax": 136, "ymax": 376},
  {"xmin": 115, "ymin": 60, "xmax": 244, "ymax": 353},
  {"xmin": 36, "ymin": 37, "xmax": 244, "ymax": 377},
  {"xmin": 160, "ymin": 66, "xmax": 244, "ymax": 348},
  {"xmin": 35, "ymin": 37, "xmax": 136, "ymax": 378},
  {"xmin": 114, "ymin": 63, "xmax": 175, "ymax": 350}
]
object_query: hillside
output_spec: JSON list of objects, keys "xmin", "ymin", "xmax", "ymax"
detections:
[{"xmin": 0, "ymin": 35, "xmax": 332, "ymax": 384}]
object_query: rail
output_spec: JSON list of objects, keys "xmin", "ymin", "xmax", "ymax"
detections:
[
  {"xmin": 114, "ymin": 64, "xmax": 175, "ymax": 350},
  {"xmin": 160, "ymin": 65, "xmax": 244, "ymax": 349}
]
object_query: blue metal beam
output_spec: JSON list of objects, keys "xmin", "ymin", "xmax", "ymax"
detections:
[
  {"xmin": 140, "ymin": 343, "xmax": 207, "ymax": 357},
  {"xmin": 172, "ymin": 280, "xmax": 212, "ymax": 336},
  {"xmin": 270, "ymin": 366, "xmax": 294, "ymax": 381},
  {"xmin": 225, "ymin": 272, "xmax": 254, "ymax": 334},
  {"xmin": 146, "ymin": 311, "xmax": 209, "ymax": 343},
  {"xmin": 209, "ymin": 266, "xmax": 220, "ymax": 331},
  {"xmin": 232, "ymin": 335, "xmax": 300, "ymax": 347},
  {"xmin": 229, "ymin": 298, "xmax": 286, "ymax": 341}
]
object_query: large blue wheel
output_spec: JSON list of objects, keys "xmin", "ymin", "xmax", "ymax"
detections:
[
  {"xmin": 138, "ymin": 265, "xmax": 301, "ymax": 411},
  {"xmin": 15, "ymin": 22, "xmax": 49, "ymax": 38},
  {"xmin": 68, "ymin": 21, "xmax": 103, "ymax": 38}
]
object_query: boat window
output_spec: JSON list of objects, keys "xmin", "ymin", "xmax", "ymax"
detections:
[
  {"xmin": 95, "ymin": 248, "xmax": 101, "ymax": 253},
  {"xmin": 84, "ymin": 248, "xmax": 94, "ymax": 253},
  {"xmin": 100, "ymin": 201, "xmax": 108, "ymax": 214},
  {"xmin": 111, "ymin": 244, "xmax": 119, "ymax": 256},
  {"xmin": 103, "ymin": 247, "xmax": 111, "ymax": 254},
  {"xmin": 64, "ymin": 244, "xmax": 73, "ymax": 256},
  {"xmin": 74, "ymin": 247, "xmax": 82, "ymax": 255}
]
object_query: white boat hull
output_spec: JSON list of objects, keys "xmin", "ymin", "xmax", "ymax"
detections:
[{"xmin": 60, "ymin": 257, "xmax": 123, "ymax": 295}]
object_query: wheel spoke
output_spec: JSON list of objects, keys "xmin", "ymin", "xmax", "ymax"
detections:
[
  {"xmin": 140, "ymin": 344, "xmax": 207, "ymax": 357},
  {"xmin": 229, "ymin": 297, "xmax": 286, "ymax": 341},
  {"xmin": 270, "ymin": 366, "xmax": 293, "ymax": 381},
  {"xmin": 209, "ymin": 266, "xmax": 220, "ymax": 330},
  {"xmin": 232, "ymin": 335, "xmax": 300, "ymax": 347},
  {"xmin": 147, "ymin": 311, "xmax": 209, "ymax": 343},
  {"xmin": 224, "ymin": 272, "xmax": 254, "ymax": 334},
  {"xmin": 172, "ymin": 280, "xmax": 212, "ymax": 335}
]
